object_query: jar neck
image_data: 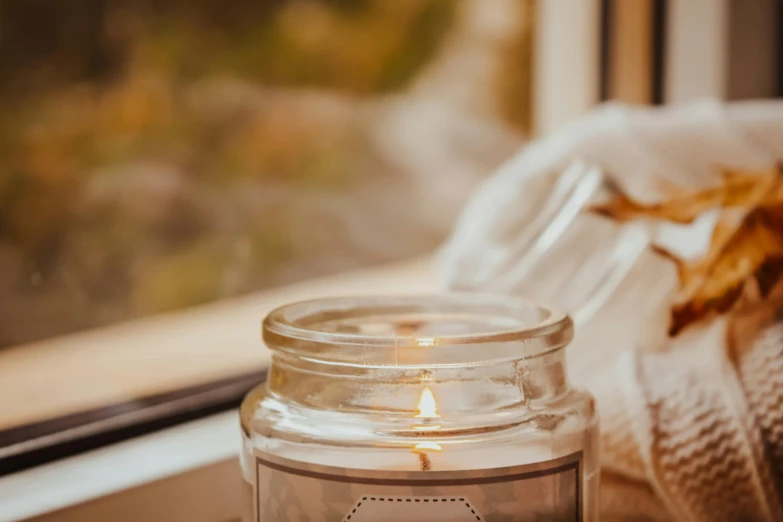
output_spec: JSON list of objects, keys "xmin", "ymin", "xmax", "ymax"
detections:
[{"xmin": 266, "ymin": 348, "xmax": 570, "ymax": 420}]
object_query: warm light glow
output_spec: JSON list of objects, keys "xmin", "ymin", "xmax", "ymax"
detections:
[
  {"xmin": 416, "ymin": 337, "xmax": 436, "ymax": 348},
  {"xmin": 413, "ymin": 441, "xmax": 443, "ymax": 452},
  {"xmin": 416, "ymin": 387, "xmax": 439, "ymax": 418},
  {"xmin": 413, "ymin": 386, "xmax": 442, "ymax": 469}
]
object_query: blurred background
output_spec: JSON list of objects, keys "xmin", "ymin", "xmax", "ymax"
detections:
[
  {"xmin": 3, "ymin": 1, "xmax": 783, "ymax": 520},
  {"xmin": 0, "ymin": 0, "xmax": 536, "ymax": 348},
  {"xmin": 4, "ymin": 0, "xmax": 780, "ymax": 349}
]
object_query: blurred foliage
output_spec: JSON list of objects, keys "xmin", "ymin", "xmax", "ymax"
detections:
[
  {"xmin": 0, "ymin": 0, "xmax": 458, "ymax": 347},
  {"xmin": 0, "ymin": 0, "xmax": 455, "ymax": 99}
]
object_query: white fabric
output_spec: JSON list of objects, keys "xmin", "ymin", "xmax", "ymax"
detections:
[
  {"xmin": 440, "ymin": 100, "xmax": 783, "ymax": 289},
  {"xmin": 439, "ymin": 100, "xmax": 783, "ymax": 522}
]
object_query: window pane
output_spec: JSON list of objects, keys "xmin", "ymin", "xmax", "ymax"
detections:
[{"xmin": 0, "ymin": 0, "xmax": 533, "ymax": 348}]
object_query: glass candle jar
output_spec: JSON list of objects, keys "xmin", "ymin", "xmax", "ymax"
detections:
[{"xmin": 240, "ymin": 294, "xmax": 599, "ymax": 522}]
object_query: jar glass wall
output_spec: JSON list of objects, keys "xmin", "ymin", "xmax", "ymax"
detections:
[{"xmin": 241, "ymin": 294, "xmax": 599, "ymax": 521}]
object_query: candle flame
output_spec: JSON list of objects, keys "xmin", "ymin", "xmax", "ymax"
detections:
[
  {"xmin": 413, "ymin": 386, "xmax": 442, "ymax": 470},
  {"xmin": 415, "ymin": 387, "xmax": 439, "ymax": 418}
]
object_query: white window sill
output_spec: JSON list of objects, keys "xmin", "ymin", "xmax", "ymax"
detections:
[
  {"xmin": 0, "ymin": 412, "xmax": 241, "ymax": 522},
  {"xmin": 0, "ymin": 258, "xmax": 435, "ymax": 522}
]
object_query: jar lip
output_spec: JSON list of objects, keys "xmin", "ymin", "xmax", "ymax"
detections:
[{"xmin": 263, "ymin": 294, "xmax": 573, "ymax": 365}]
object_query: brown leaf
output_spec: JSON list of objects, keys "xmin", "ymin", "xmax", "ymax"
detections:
[
  {"xmin": 589, "ymin": 166, "xmax": 783, "ymax": 335},
  {"xmin": 755, "ymin": 257, "xmax": 783, "ymax": 298},
  {"xmin": 590, "ymin": 167, "xmax": 781, "ymax": 224},
  {"xmin": 664, "ymin": 206, "xmax": 783, "ymax": 335}
]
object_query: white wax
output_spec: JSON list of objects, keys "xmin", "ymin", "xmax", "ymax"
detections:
[{"xmin": 269, "ymin": 439, "xmax": 555, "ymax": 472}]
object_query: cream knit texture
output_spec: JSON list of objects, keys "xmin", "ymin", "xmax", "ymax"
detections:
[
  {"xmin": 601, "ymin": 325, "xmax": 783, "ymax": 522},
  {"xmin": 440, "ymin": 100, "xmax": 783, "ymax": 521}
]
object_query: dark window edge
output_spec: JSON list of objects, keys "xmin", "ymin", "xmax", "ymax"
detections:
[{"xmin": 0, "ymin": 370, "xmax": 266, "ymax": 476}]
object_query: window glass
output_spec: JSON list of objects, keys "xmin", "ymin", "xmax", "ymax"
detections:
[{"xmin": 0, "ymin": 0, "xmax": 533, "ymax": 348}]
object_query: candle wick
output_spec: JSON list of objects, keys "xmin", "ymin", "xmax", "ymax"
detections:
[{"xmin": 417, "ymin": 451, "xmax": 432, "ymax": 471}]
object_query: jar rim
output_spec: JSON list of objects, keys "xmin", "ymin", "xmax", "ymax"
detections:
[{"xmin": 262, "ymin": 294, "xmax": 572, "ymax": 366}]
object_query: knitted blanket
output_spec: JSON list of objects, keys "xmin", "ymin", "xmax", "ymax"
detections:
[
  {"xmin": 599, "ymin": 313, "xmax": 783, "ymax": 522},
  {"xmin": 439, "ymin": 100, "xmax": 783, "ymax": 521}
]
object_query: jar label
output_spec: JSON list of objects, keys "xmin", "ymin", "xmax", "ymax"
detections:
[{"xmin": 254, "ymin": 450, "xmax": 582, "ymax": 521}]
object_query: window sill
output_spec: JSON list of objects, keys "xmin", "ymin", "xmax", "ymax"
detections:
[
  {"xmin": 0, "ymin": 412, "xmax": 241, "ymax": 522},
  {"xmin": 0, "ymin": 258, "xmax": 435, "ymax": 521}
]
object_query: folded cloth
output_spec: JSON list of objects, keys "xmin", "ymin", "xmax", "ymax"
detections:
[
  {"xmin": 608, "ymin": 317, "xmax": 783, "ymax": 522},
  {"xmin": 439, "ymin": 100, "xmax": 783, "ymax": 522}
]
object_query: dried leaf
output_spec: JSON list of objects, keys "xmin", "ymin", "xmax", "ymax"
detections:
[
  {"xmin": 591, "ymin": 167, "xmax": 781, "ymax": 224},
  {"xmin": 663, "ymin": 206, "xmax": 783, "ymax": 335},
  {"xmin": 590, "ymin": 166, "xmax": 783, "ymax": 335}
]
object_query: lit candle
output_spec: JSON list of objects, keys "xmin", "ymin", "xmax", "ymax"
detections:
[
  {"xmin": 243, "ymin": 295, "xmax": 599, "ymax": 521},
  {"xmin": 412, "ymin": 386, "xmax": 442, "ymax": 471}
]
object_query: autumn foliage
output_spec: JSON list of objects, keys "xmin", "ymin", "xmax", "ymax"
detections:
[{"xmin": 591, "ymin": 167, "xmax": 783, "ymax": 336}]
